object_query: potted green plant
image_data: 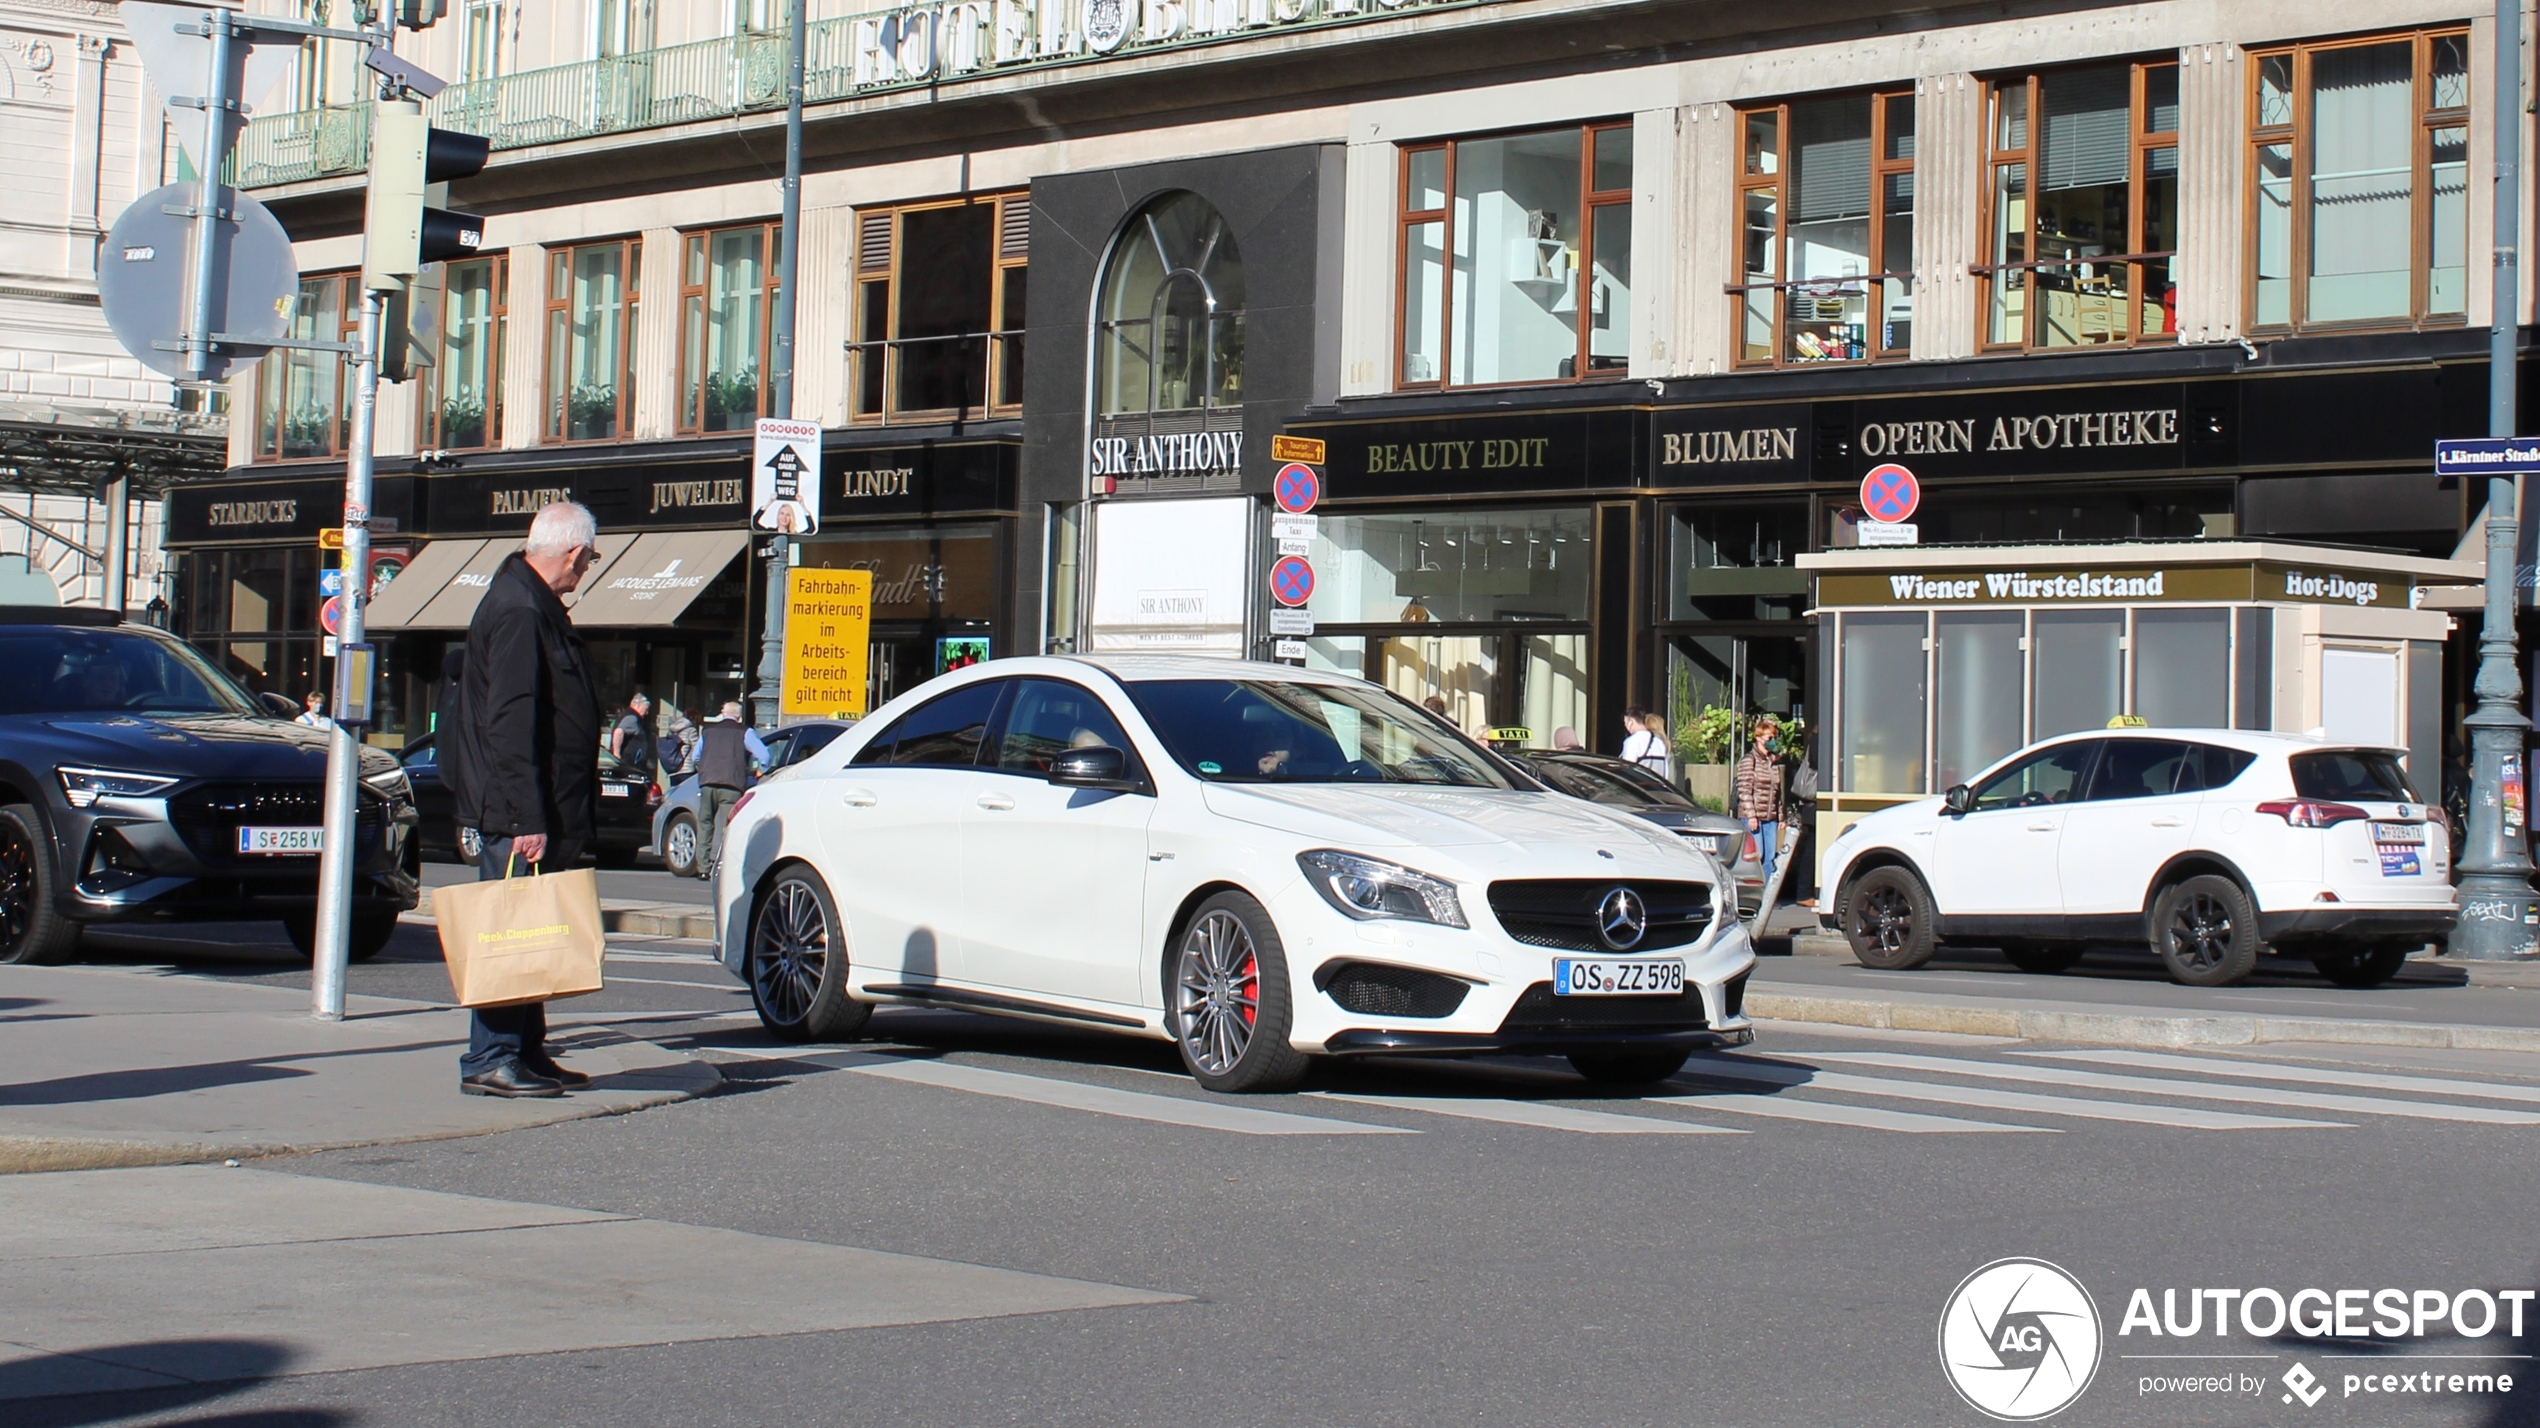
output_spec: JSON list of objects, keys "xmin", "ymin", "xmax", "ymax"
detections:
[{"xmin": 1671, "ymin": 701, "xmax": 1739, "ymax": 810}]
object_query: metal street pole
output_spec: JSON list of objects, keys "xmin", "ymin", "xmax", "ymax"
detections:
[
  {"xmin": 183, "ymin": 10, "xmax": 233, "ymax": 385},
  {"xmin": 750, "ymin": 0, "xmax": 807, "ymax": 730},
  {"xmin": 311, "ymin": 288, "xmax": 383, "ymax": 1019},
  {"xmin": 2452, "ymin": 0, "xmax": 2540, "ymax": 960},
  {"xmin": 100, "ymin": 477, "xmax": 127, "ymax": 612}
]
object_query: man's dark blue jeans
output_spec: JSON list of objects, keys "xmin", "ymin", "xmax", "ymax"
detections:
[{"xmin": 458, "ymin": 833, "xmax": 583, "ymax": 1077}]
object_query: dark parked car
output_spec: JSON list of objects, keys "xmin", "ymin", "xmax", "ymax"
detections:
[
  {"xmin": 0, "ymin": 608, "xmax": 419, "ymax": 964},
  {"xmin": 1505, "ymin": 748, "xmax": 1767, "ymax": 913},
  {"xmin": 399, "ymin": 731, "xmax": 658, "ymax": 867}
]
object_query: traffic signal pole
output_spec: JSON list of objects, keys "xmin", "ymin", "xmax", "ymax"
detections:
[
  {"xmin": 311, "ymin": 291, "xmax": 381, "ymax": 1020},
  {"xmin": 2452, "ymin": 0, "xmax": 2540, "ymax": 961}
]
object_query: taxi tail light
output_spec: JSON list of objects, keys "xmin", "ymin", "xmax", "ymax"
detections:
[{"xmin": 2256, "ymin": 800, "xmax": 2369, "ymax": 828}]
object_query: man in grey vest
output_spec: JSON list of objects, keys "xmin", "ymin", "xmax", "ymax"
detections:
[{"xmin": 695, "ymin": 700, "xmax": 769, "ymax": 879}]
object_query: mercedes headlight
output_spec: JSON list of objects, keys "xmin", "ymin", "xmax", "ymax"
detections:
[
  {"xmin": 57, "ymin": 767, "xmax": 179, "ymax": 808},
  {"xmin": 1297, "ymin": 849, "xmax": 1467, "ymax": 928}
]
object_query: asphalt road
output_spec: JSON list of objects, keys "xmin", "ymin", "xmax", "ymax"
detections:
[{"xmin": 23, "ymin": 897, "xmax": 2540, "ymax": 1428}]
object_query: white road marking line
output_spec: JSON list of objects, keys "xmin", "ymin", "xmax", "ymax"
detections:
[
  {"xmin": 1815, "ymin": 1051, "xmax": 2524, "ymax": 1126},
  {"xmin": 2028, "ymin": 1048, "xmax": 2540, "ymax": 1107},
  {"xmin": 1650, "ymin": 1093, "xmax": 2048, "ymax": 1133},
  {"xmin": 848, "ymin": 1059, "xmax": 1415, "ymax": 1136},
  {"xmin": 1680, "ymin": 1057, "xmax": 2343, "ymax": 1130},
  {"xmin": 1308, "ymin": 1093, "xmax": 1743, "ymax": 1134}
]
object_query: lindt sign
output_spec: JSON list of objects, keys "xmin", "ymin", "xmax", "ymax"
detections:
[{"xmin": 852, "ymin": 0, "xmax": 1475, "ymax": 86}]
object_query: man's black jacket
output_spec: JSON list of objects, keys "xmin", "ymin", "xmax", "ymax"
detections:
[{"xmin": 447, "ymin": 552, "xmax": 601, "ymax": 844}]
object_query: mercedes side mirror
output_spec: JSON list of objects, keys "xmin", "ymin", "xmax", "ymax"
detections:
[
  {"xmin": 1048, "ymin": 745, "xmax": 1138, "ymax": 792},
  {"xmin": 259, "ymin": 692, "xmax": 300, "ymax": 720},
  {"xmin": 1943, "ymin": 784, "xmax": 1974, "ymax": 816}
]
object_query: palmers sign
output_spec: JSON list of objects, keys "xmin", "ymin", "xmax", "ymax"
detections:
[{"xmin": 1817, "ymin": 563, "xmax": 2417, "ymax": 610}]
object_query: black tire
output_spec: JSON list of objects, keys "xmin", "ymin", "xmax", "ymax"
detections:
[
  {"xmin": 661, "ymin": 812, "xmax": 700, "ymax": 878},
  {"xmin": 2151, "ymin": 874, "xmax": 2262, "ymax": 987},
  {"xmin": 2002, "ymin": 944, "xmax": 2085, "ymax": 975},
  {"xmin": 1569, "ymin": 1051, "xmax": 1691, "ymax": 1086},
  {"xmin": 1169, "ymin": 891, "xmax": 1310, "ymax": 1094},
  {"xmin": 456, "ymin": 826, "xmax": 484, "ymax": 866},
  {"xmin": 748, "ymin": 865, "xmax": 871, "ymax": 1042},
  {"xmin": 283, "ymin": 906, "xmax": 402, "ymax": 963},
  {"xmin": 0, "ymin": 803, "xmax": 77, "ymax": 965},
  {"xmin": 1842, "ymin": 866, "xmax": 1938, "ymax": 970},
  {"xmin": 2312, "ymin": 944, "xmax": 2411, "ymax": 989}
]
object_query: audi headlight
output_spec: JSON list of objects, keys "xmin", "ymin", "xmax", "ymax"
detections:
[
  {"xmin": 1297, "ymin": 849, "xmax": 1467, "ymax": 928},
  {"xmin": 57, "ymin": 767, "xmax": 179, "ymax": 808},
  {"xmin": 362, "ymin": 767, "xmax": 414, "ymax": 803}
]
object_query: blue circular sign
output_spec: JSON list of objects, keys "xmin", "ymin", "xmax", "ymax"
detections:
[
  {"xmin": 1270, "ymin": 555, "xmax": 1315, "ymax": 607},
  {"xmin": 1274, "ymin": 463, "xmax": 1320, "ymax": 514},
  {"xmin": 1861, "ymin": 463, "xmax": 1919, "ymax": 523}
]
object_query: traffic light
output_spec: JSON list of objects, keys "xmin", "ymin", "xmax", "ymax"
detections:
[
  {"xmin": 361, "ymin": 99, "xmax": 489, "ymax": 293},
  {"xmin": 398, "ymin": 0, "xmax": 449, "ymax": 28}
]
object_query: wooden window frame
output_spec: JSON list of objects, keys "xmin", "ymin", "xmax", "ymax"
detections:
[
  {"xmin": 1731, "ymin": 89, "xmax": 1917, "ymax": 368},
  {"xmin": 847, "ymin": 191, "xmax": 1028, "ymax": 426},
  {"xmin": 2245, "ymin": 28, "xmax": 2472, "ymax": 336},
  {"xmin": 677, "ymin": 220, "xmax": 779, "ymax": 436},
  {"xmin": 1977, "ymin": 60, "xmax": 2182, "ymax": 354},
  {"xmin": 542, "ymin": 237, "xmax": 642, "ymax": 444},
  {"xmin": 253, "ymin": 271, "xmax": 357, "ymax": 463},
  {"xmin": 1391, "ymin": 122, "xmax": 1633, "ymax": 392},
  {"xmin": 420, "ymin": 253, "xmax": 507, "ymax": 453}
]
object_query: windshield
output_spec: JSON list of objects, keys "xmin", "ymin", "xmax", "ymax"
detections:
[
  {"xmin": 1127, "ymin": 679, "xmax": 1516, "ymax": 788},
  {"xmin": 1526, "ymin": 756, "xmax": 1686, "ymax": 810},
  {"xmin": 0, "ymin": 626, "xmax": 259, "ymax": 718}
]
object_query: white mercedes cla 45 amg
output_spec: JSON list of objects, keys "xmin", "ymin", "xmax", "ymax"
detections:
[{"xmin": 711, "ymin": 656, "xmax": 1757, "ymax": 1092}]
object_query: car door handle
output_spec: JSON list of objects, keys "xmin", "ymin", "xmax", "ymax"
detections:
[
  {"xmin": 2027, "ymin": 822, "xmax": 2057, "ymax": 832},
  {"xmin": 840, "ymin": 788, "xmax": 877, "ymax": 807},
  {"xmin": 2151, "ymin": 817, "xmax": 2186, "ymax": 827},
  {"xmin": 977, "ymin": 792, "xmax": 1016, "ymax": 811}
]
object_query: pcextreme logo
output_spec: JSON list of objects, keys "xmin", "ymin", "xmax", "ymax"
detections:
[{"xmin": 1938, "ymin": 1258, "xmax": 2104, "ymax": 1421}]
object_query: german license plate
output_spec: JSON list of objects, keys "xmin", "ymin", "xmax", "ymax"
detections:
[
  {"xmin": 237, "ymin": 825, "xmax": 323, "ymax": 854},
  {"xmin": 602, "ymin": 783, "xmax": 632, "ymax": 798},
  {"xmin": 2372, "ymin": 821, "xmax": 2425, "ymax": 844},
  {"xmin": 1553, "ymin": 958, "xmax": 1685, "ymax": 996}
]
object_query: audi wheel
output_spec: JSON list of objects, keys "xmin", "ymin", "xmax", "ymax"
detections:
[{"xmin": 0, "ymin": 804, "xmax": 77, "ymax": 965}]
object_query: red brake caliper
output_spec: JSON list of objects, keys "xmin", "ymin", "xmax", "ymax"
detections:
[{"xmin": 1239, "ymin": 955, "xmax": 1257, "ymax": 1025}]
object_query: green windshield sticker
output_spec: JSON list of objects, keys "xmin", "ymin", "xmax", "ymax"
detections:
[{"xmin": 1198, "ymin": 761, "xmax": 1222, "ymax": 774}]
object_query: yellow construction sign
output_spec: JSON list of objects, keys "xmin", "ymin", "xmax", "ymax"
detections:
[{"xmin": 781, "ymin": 568, "xmax": 872, "ymax": 719}]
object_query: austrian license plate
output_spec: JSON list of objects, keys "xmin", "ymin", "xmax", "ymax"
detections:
[
  {"xmin": 601, "ymin": 783, "xmax": 633, "ymax": 798},
  {"xmin": 2372, "ymin": 821, "xmax": 2426, "ymax": 844},
  {"xmin": 1686, "ymin": 835, "xmax": 1722, "ymax": 856},
  {"xmin": 237, "ymin": 825, "xmax": 323, "ymax": 854},
  {"xmin": 1553, "ymin": 958, "xmax": 1686, "ymax": 996}
]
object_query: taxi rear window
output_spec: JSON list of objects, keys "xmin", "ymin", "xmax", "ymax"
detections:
[{"xmin": 2290, "ymin": 750, "xmax": 2417, "ymax": 803}]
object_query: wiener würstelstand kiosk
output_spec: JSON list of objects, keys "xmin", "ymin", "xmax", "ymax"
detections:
[{"xmin": 1800, "ymin": 540, "xmax": 2479, "ymax": 877}]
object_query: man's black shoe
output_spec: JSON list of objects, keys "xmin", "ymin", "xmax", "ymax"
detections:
[
  {"xmin": 523, "ymin": 1054, "xmax": 592, "ymax": 1089},
  {"xmin": 460, "ymin": 1060, "xmax": 566, "ymax": 1099}
]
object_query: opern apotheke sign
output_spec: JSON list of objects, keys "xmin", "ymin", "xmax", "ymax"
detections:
[{"xmin": 1817, "ymin": 562, "xmax": 2415, "ymax": 610}]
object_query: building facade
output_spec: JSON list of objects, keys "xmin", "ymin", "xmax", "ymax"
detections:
[{"xmin": 171, "ymin": 0, "xmax": 2527, "ymax": 773}]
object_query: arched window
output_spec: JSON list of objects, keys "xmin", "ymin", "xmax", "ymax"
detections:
[{"xmin": 1097, "ymin": 193, "xmax": 1245, "ymax": 415}]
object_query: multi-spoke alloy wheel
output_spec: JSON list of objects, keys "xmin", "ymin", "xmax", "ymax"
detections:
[
  {"xmin": 2151, "ymin": 874, "xmax": 2260, "ymax": 987},
  {"xmin": 0, "ymin": 804, "xmax": 75, "ymax": 965},
  {"xmin": 748, "ymin": 868, "xmax": 869, "ymax": 1042},
  {"xmin": 1842, "ymin": 866, "xmax": 1935, "ymax": 970},
  {"xmin": 663, "ymin": 814, "xmax": 699, "ymax": 877},
  {"xmin": 1168, "ymin": 891, "xmax": 1308, "ymax": 1093}
]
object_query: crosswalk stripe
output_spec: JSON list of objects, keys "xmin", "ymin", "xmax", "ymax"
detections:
[
  {"xmin": 1817, "ymin": 1051, "xmax": 2540, "ymax": 1127},
  {"xmin": 1650, "ymin": 1093, "xmax": 2051, "ymax": 1134},
  {"xmin": 1680, "ymin": 1056, "xmax": 2344, "ymax": 1130},
  {"xmin": 1308, "ymin": 1093, "xmax": 1744, "ymax": 1134},
  {"xmin": 848, "ymin": 1059, "xmax": 1415, "ymax": 1135},
  {"xmin": 2029, "ymin": 1049, "xmax": 2540, "ymax": 1106}
]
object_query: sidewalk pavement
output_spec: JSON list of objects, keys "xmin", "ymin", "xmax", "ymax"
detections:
[
  {"xmin": 1761, "ymin": 907, "xmax": 2540, "ymax": 1054},
  {"xmin": 0, "ymin": 965, "xmax": 720, "ymax": 1174}
]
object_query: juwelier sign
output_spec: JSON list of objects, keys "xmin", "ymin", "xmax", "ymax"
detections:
[{"xmin": 1818, "ymin": 563, "xmax": 2415, "ymax": 609}]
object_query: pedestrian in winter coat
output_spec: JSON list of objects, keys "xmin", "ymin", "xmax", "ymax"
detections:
[
  {"xmin": 1734, "ymin": 717, "xmax": 1787, "ymax": 892},
  {"xmin": 443, "ymin": 501, "xmax": 605, "ymax": 1099}
]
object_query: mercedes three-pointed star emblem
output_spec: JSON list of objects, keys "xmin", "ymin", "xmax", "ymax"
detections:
[{"xmin": 1596, "ymin": 886, "xmax": 1648, "ymax": 951}]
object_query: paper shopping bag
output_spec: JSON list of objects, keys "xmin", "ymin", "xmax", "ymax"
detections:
[{"xmin": 435, "ymin": 862, "xmax": 607, "ymax": 1008}]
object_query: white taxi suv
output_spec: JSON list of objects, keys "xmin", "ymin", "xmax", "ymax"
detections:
[
  {"xmin": 710, "ymin": 656, "xmax": 1757, "ymax": 1092},
  {"xmin": 1822, "ymin": 729, "xmax": 2455, "ymax": 988}
]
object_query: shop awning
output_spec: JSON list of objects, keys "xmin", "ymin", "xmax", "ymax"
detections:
[
  {"xmin": 567, "ymin": 530, "xmax": 749, "ymax": 627},
  {"xmin": 362, "ymin": 539, "xmax": 487, "ymax": 630}
]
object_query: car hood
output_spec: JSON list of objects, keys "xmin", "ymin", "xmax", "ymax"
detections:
[
  {"xmin": 8, "ymin": 713, "xmax": 397, "ymax": 782},
  {"xmin": 1201, "ymin": 782, "xmax": 1690, "ymax": 856}
]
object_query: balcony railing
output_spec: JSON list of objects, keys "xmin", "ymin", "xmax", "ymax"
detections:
[{"xmin": 230, "ymin": 0, "xmax": 1494, "ymax": 189}]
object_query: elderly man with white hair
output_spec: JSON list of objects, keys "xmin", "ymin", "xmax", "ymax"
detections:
[{"xmin": 443, "ymin": 500, "xmax": 605, "ymax": 1098}]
